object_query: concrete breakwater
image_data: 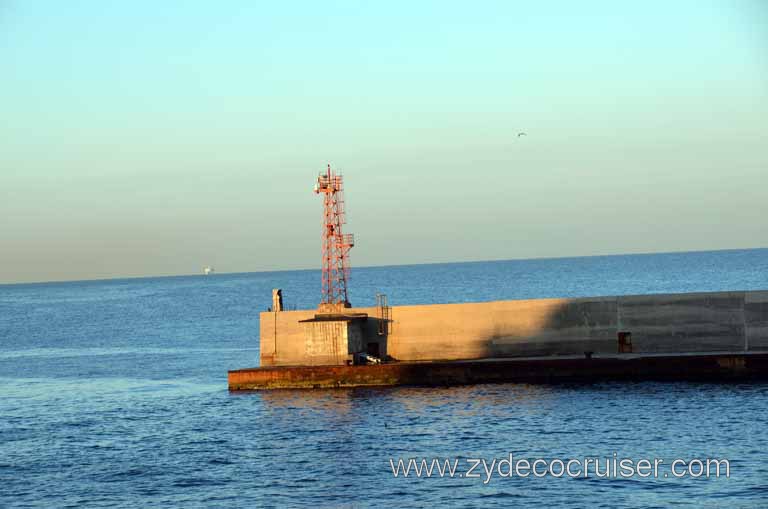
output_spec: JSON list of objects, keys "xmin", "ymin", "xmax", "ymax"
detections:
[
  {"xmin": 259, "ymin": 290, "xmax": 768, "ymax": 367},
  {"xmin": 229, "ymin": 353, "xmax": 768, "ymax": 390},
  {"xmin": 229, "ymin": 290, "xmax": 768, "ymax": 390}
]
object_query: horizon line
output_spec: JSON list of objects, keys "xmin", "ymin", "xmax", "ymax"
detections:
[{"xmin": 2, "ymin": 245, "xmax": 766, "ymax": 287}]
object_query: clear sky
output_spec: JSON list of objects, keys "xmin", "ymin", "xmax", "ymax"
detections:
[{"xmin": 1, "ymin": 0, "xmax": 766, "ymax": 283}]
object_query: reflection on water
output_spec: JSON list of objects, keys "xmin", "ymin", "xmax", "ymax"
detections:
[{"xmin": 254, "ymin": 384, "xmax": 561, "ymax": 422}]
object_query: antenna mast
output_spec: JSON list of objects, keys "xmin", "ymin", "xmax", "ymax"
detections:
[{"xmin": 313, "ymin": 164, "xmax": 354, "ymax": 312}]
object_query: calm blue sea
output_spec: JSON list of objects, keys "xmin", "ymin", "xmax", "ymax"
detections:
[{"xmin": 2, "ymin": 249, "xmax": 768, "ymax": 508}]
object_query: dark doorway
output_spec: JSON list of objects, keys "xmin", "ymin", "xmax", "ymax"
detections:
[
  {"xmin": 366, "ymin": 342, "xmax": 380, "ymax": 357},
  {"xmin": 618, "ymin": 331, "xmax": 633, "ymax": 353}
]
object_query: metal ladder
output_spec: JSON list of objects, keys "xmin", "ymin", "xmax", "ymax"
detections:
[{"xmin": 376, "ymin": 293, "xmax": 390, "ymax": 335}]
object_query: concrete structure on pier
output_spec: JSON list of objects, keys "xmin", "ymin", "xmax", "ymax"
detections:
[{"xmin": 259, "ymin": 290, "xmax": 768, "ymax": 367}]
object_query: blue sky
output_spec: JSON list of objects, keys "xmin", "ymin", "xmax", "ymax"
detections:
[{"xmin": 1, "ymin": 0, "xmax": 766, "ymax": 283}]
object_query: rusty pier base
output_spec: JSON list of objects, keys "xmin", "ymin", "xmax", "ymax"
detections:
[{"xmin": 229, "ymin": 351, "xmax": 768, "ymax": 390}]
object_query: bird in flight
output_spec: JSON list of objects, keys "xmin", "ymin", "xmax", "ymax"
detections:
[{"xmin": 517, "ymin": 132, "xmax": 527, "ymax": 137}]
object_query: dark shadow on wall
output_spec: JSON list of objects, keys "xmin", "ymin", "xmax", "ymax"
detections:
[
  {"xmin": 477, "ymin": 292, "xmax": 754, "ymax": 359},
  {"xmin": 361, "ymin": 316, "xmax": 392, "ymax": 361},
  {"xmin": 481, "ymin": 298, "xmax": 620, "ymax": 359}
]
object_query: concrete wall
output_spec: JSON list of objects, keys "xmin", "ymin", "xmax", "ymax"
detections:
[
  {"xmin": 617, "ymin": 292, "xmax": 747, "ymax": 353},
  {"xmin": 302, "ymin": 321, "xmax": 348, "ymax": 366},
  {"xmin": 259, "ymin": 290, "xmax": 768, "ymax": 366},
  {"xmin": 746, "ymin": 291, "xmax": 768, "ymax": 351}
]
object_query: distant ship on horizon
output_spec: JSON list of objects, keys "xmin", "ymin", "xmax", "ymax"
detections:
[{"xmin": 203, "ymin": 266, "xmax": 214, "ymax": 275}]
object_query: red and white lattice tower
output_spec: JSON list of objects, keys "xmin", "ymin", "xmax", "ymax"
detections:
[{"xmin": 313, "ymin": 164, "xmax": 354, "ymax": 312}]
